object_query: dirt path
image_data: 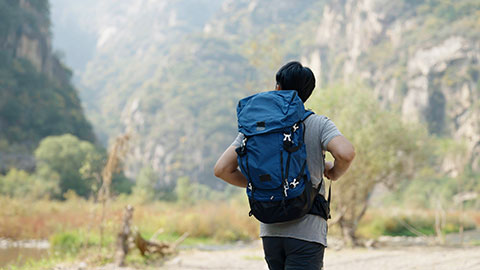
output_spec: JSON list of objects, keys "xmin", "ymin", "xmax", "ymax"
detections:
[
  {"xmin": 53, "ymin": 241, "xmax": 480, "ymax": 270},
  {"xmin": 161, "ymin": 242, "xmax": 480, "ymax": 270}
]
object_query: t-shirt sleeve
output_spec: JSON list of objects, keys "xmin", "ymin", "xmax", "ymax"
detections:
[
  {"xmin": 231, "ymin": 133, "xmax": 244, "ymax": 148},
  {"xmin": 321, "ymin": 117, "xmax": 342, "ymax": 150}
]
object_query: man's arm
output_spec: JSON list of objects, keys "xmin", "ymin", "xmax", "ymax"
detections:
[
  {"xmin": 213, "ymin": 146, "xmax": 248, "ymax": 188},
  {"xmin": 324, "ymin": 136, "xmax": 355, "ymax": 180}
]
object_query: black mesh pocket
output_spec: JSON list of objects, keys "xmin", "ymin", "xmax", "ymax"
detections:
[
  {"xmin": 309, "ymin": 193, "xmax": 331, "ymax": 220},
  {"xmin": 249, "ymin": 176, "xmax": 316, "ymax": 224}
]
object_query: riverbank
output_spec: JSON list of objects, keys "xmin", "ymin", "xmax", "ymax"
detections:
[
  {"xmin": 1, "ymin": 195, "xmax": 479, "ymax": 269},
  {"xmin": 2, "ymin": 231, "xmax": 480, "ymax": 270},
  {"xmin": 0, "ymin": 239, "xmax": 49, "ymax": 268}
]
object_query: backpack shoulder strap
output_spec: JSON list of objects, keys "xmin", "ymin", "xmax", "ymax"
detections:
[{"xmin": 302, "ymin": 110, "xmax": 314, "ymax": 121}]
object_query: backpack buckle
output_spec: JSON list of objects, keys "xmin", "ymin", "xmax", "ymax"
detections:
[
  {"xmin": 283, "ymin": 179, "xmax": 289, "ymax": 197},
  {"xmin": 289, "ymin": 178, "xmax": 299, "ymax": 189},
  {"xmin": 283, "ymin": 133, "xmax": 292, "ymax": 142},
  {"xmin": 292, "ymin": 123, "xmax": 299, "ymax": 132}
]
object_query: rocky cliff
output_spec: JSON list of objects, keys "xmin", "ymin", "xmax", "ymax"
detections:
[
  {"xmin": 0, "ymin": 0, "xmax": 95, "ymax": 172},
  {"xmin": 1, "ymin": 0, "xmax": 71, "ymax": 82},
  {"xmin": 302, "ymin": 0, "xmax": 480, "ymax": 173},
  {"xmin": 49, "ymin": 0, "xmax": 479, "ymax": 186}
]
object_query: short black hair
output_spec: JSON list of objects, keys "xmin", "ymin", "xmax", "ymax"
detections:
[{"xmin": 275, "ymin": 61, "xmax": 315, "ymax": 102}]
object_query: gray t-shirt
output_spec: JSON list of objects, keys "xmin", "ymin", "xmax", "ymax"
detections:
[{"xmin": 231, "ymin": 114, "xmax": 342, "ymax": 246}]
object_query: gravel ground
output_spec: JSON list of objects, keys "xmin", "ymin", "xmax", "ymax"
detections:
[
  {"xmin": 160, "ymin": 242, "xmax": 480, "ymax": 270},
  {"xmin": 52, "ymin": 238, "xmax": 480, "ymax": 270}
]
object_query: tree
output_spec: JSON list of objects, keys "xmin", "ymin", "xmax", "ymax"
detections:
[
  {"xmin": 132, "ymin": 165, "xmax": 158, "ymax": 201},
  {"xmin": 79, "ymin": 145, "xmax": 106, "ymax": 195},
  {"xmin": 34, "ymin": 134, "xmax": 103, "ymax": 199},
  {"xmin": 175, "ymin": 176, "xmax": 193, "ymax": 205},
  {"xmin": 0, "ymin": 167, "xmax": 59, "ymax": 199},
  {"xmin": 307, "ymin": 83, "xmax": 432, "ymax": 245}
]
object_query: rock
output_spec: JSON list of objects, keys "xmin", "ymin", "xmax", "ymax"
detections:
[{"xmin": 304, "ymin": 0, "xmax": 480, "ymax": 172}]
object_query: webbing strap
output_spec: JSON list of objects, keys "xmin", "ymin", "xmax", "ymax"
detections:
[{"xmin": 327, "ymin": 179, "xmax": 332, "ymax": 205}]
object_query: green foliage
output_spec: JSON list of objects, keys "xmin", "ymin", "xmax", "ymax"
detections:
[
  {"xmin": 117, "ymin": 37, "xmax": 255, "ymax": 187},
  {"xmin": 30, "ymin": 165, "xmax": 62, "ymax": 198},
  {"xmin": 0, "ymin": 169, "xmax": 31, "ymax": 198},
  {"xmin": 417, "ymin": 0, "xmax": 480, "ymax": 23},
  {"xmin": 0, "ymin": 168, "xmax": 59, "ymax": 199},
  {"xmin": 78, "ymin": 0, "xmax": 328, "ymax": 188},
  {"xmin": 308, "ymin": 83, "xmax": 432, "ymax": 241},
  {"xmin": 26, "ymin": 0, "xmax": 50, "ymax": 18},
  {"xmin": 358, "ymin": 212, "xmax": 476, "ymax": 238},
  {"xmin": 175, "ymin": 176, "xmax": 193, "ymax": 205},
  {"xmin": 0, "ymin": 55, "xmax": 95, "ymax": 146},
  {"xmin": 78, "ymin": 146, "xmax": 104, "ymax": 193},
  {"xmin": 34, "ymin": 134, "xmax": 103, "ymax": 199},
  {"xmin": 0, "ymin": 0, "xmax": 95, "ymax": 159},
  {"xmin": 0, "ymin": 0, "xmax": 50, "ymax": 43},
  {"xmin": 45, "ymin": 0, "xmax": 480, "ymax": 203},
  {"xmin": 405, "ymin": 0, "xmax": 480, "ymax": 45},
  {"xmin": 0, "ymin": 1, "xmax": 20, "ymax": 41},
  {"xmin": 111, "ymin": 173, "xmax": 134, "ymax": 195},
  {"xmin": 384, "ymin": 138, "xmax": 480, "ymax": 210},
  {"xmin": 49, "ymin": 229, "xmax": 108, "ymax": 255},
  {"xmin": 355, "ymin": 0, "xmax": 480, "ymax": 122},
  {"xmin": 132, "ymin": 166, "xmax": 157, "ymax": 201},
  {"xmin": 174, "ymin": 176, "xmax": 236, "ymax": 204},
  {"xmin": 390, "ymin": 174, "xmax": 456, "ymax": 209},
  {"xmin": 49, "ymin": 231, "xmax": 82, "ymax": 255},
  {"xmin": 0, "ymin": 134, "xmax": 131, "ymax": 199}
]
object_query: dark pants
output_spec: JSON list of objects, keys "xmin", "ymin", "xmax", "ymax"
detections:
[{"xmin": 262, "ymin": 237, "xmax": 325, "ymax": 270}]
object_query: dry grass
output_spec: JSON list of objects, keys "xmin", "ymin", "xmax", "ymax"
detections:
[
  {"xmin": 0, "ymin": 193, "xmax": 258, "ymax": 242},
  {"xmin": 3, "ymin": 194, "xmax": 477, "ymax": 244},
  {"xmin": 134, "ymin": 199, "xmax": 258, "ymax": 241},
  {"xmin": 0, "ymin": 195, "xmax": 98, "ymax": 239}
]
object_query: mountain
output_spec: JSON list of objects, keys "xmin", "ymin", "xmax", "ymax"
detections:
[
  {"xmin": 300, "ymin": 0, "xmax": 480, "ymax": 173},
  {"xmin": 50, "ymin": 0, "xmax": 480, "ymax": 187},
  {"xmin": 0, "ymin": 0, "xmax": 95, "ymax": 172}
]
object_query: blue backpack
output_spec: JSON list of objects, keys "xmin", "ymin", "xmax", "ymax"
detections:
[{"xmin": 235, "ymin": 90, "xmax": 317, "ymax": 223}]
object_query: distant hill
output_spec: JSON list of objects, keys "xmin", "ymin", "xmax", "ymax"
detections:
[
  {"xmin": 0, "ymin": 0, "xmax": 95, "ymax": 172},
  {"xmin": 50, "ymin": 0, "xmax": 480, "ymax": 186}
]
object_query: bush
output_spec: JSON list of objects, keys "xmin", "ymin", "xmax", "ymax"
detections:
[
  {"xmin": 0, "ymin": 168, "xmax": 59, "ymax": 199},
  {"xmin": 35, "ymin": 134, "xmax": 104, "ymax": 199},
  {"xmin": 132, "ymin": 166, "xmax": 157, "ymax": 201},
  {"xmin": 357, "ymin": 210, "xmax": 477, "ymax": 238},
  {"xmin": 49, "ymin": 228, "xmax": 115, "ymax": 256},
  {"xmin": 49, "ymin": 231, "xmax": 83, "ymax": 255}
]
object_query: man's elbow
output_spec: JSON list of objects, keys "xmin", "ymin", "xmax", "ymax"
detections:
[
  {"xmin": 214, "ymin": 163, "xmax": 232, "ymax": 179},
  {"xmin": 213, "ymin": 164, "xmax": 224, "ymax": 178},
  {"xmin": 336, "ymin": 144, "xmax": 355, "ymax": 163},
  {"xmin": 341, "ymin": 146, "xmax": 356, "ymax": 163}
]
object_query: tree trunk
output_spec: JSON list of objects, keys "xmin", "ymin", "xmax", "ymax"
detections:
[
  {"xmin": 339, "ymin": 217, "xmax": 358, "ymax": 247},
  {"xmin": 340, "ymin": 222, "xmax": 357, "ymax": 247},
  {"xmin": 114, "ymin": 205, "xmax": 134, "ymax": 266},
  {"xmin": 338, "ymin": 201, "xmax": 369, "ymax": 247}
]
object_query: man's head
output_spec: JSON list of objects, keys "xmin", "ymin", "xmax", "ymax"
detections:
[{"xmin": 275, "ymin": 61, "xmax": 315, "ymax": 102}]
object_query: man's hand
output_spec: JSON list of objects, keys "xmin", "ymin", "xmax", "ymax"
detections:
[{"xmin": 324, "ymin": 161, "xmax": 335, "ymax": 180}]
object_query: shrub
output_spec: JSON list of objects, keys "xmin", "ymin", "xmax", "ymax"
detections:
[
  {"xmin": 49, "ymin": 231, "xmax": 83, "ymax": 255},
  {"xmin": 357, "ymin": 209, "xmax": 477, "ymax": 238}
]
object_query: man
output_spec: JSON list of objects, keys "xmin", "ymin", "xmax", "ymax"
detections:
[{"xmin": 214, "ymin": 61, "xmax": 355, "ymax": 269}]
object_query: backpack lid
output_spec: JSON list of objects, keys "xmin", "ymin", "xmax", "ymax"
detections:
[{"xmin": 237, "ymin": 90, "xmax": 306, "ymax": 136}]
